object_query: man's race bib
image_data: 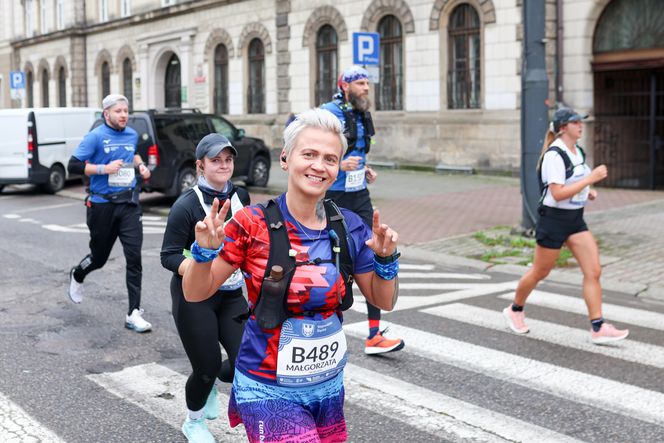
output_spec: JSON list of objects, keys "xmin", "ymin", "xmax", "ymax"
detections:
[
  {"xmin": 345, "ymin": 168, "xmax": 365, "ymax": 192},
  {"xmin": 108, "ymin": 165, "xmax": 135, "ymax": 187},
  {"xmin": 276, "ymin": 315, "xmax": 347, "ymax": 387}
]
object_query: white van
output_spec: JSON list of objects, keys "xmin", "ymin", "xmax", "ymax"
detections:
[{"xmin": 0, "ymin": 107, "xmax": 101, "ymax": 193}]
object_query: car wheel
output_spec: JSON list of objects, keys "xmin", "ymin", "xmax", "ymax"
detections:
[
  {"xmin": 42, "ymin": 165, "xmax": 66, "ymax": 194},
  {"xmin": 247, "ymin": 156, "xmax": 270, "ymax": 187},
  {"xmin": 177, "ymin": 166, "xmax": 197, "ymax": 195}
]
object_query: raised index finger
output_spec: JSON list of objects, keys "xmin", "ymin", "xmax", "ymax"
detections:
[{"xmin": 372, "ymin": 209, "xmax": 380, "ymax": 232}]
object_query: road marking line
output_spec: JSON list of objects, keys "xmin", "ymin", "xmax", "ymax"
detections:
[
  {"xmin": 398, "ymin": 272, "xmax": 490, "ymax": 280},
  {"xmin": 399, "ymin": 263, "xmax": 435, "ymax": 270},
  {"xmin": 345, "ymin": 363, "xmax": 583, "ymax": 443},
  {"xmin": 497, "ymin": 291, "xmax": 664, "ymax": 331},
  {"xmin": 87, "ymin": 363, "xmax": 246, "ymax": 442},
  {"xmin": 344, "ymin": 321, "xmax": 664, "ymax": 426},
  {"xmin": 0, "ymin": 391, "xmax": 65, "ymax": 443},
  {"xmin": 350, "ymin": 280, "xmax": 519, "ymax": 313},
  {"xmin": 4, "ymin": 201, "xmax": 79, "ymax": 214},
  {"xmin": 423, "ymin": 303, "xmax": 664, "ymax": 368},
  {"xmin": 3, "ymin": 214, "xmax": 21, "ymax": 219}
]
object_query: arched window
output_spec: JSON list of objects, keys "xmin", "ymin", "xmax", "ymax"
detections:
[
  {"xmin": 165, "ymin": 53, "xmax": 182, "ymax": 108},
  {"xmin": 248, "ymin": 38, "xmax": 265, "ymax": 114},
  {"xmin": 214, "ymin": 44, "xmax": 229, "ymax": 115},
  {"xmin": 122, "ymin": 58, "xmax": 133, "ymax": 111},
  {"xmin": 41, "ymin": 69, "xmax": 49, "ymax": 107},
  {"xmin": 377, "ymin": 15, "xmax": 403, "ymax": 111},
  {"xmin": 594, "ymin": 0, "xmax": 664, "ymax": 53},
  {"xmin": 101, "ymin": 61, "xmax": 110, "ymax": 98},
  {"xmin": 58, "ymin": 66, "xmax": 66, "ymax": 107},
  {"xmin": 448, "ymin": 4, "xmax": 480, "ymax": 109},
  {"xmin": 26, "ymin": 71, "xmax": 34, "ymax": 107},
  {"xmin": 316, "ymin": 25, "xmax": 338, "ymax": 106}
]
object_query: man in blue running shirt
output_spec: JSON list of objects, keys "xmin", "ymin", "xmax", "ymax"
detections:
[
  {"xmin": 321, "ymin": 66, "xmax": 405, "ymax": 355},
  {"xmin": 67, "ymin": 94, "xmax": 152, "ymax": 332}
]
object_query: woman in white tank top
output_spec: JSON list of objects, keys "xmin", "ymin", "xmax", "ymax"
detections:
[{"xmin": 503, "ymin": 107, "xmax": 629, "ymax": 345}]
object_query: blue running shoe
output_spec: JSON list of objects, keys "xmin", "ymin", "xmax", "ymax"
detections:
[{"xmin": 182, "ymin": 417, "xmax": 215, "ymax": 443}]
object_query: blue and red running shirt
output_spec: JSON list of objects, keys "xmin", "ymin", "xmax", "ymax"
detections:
[{"xmin": 220, "ymin": 193, "xmax": 374, "ymax": 385}]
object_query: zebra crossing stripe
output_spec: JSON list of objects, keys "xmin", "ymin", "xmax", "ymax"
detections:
[
  {"xmin": 345, "ymin": 363, "xmax": 583, "ymax": 443},
  {"xmin": 398, "ymin": 272, "xmax": 490, "ymax": 280},
  {"xmin": 423, "ymin": 303, "xmax": 664, "ymax": 369},
  {"xmin": 350, "ymin": 280, "xmax": 519, "ymax": 313},
  {"xmin": 0, "ymin": 391, "xmax": 65, "ymax": 443},
  {"xmin": 497, "ymin": 291, "xmax": 664, "ymax": 331},
  {"xmin": 87, "ymin": 363, "xmax": 246, "ymax": 442},
  {"xmin": 343, "ymin": 321, "xmax": 664, "ymax": 426},
  {"xmin": 87, "ymin": 361, "xmax": 582, "ymax": 443},
  {"xmin": 398, "ymin": 263, "xmax": 435, "ymax": 270}
]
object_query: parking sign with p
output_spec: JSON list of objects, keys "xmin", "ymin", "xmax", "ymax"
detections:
[{"xmin": 353, "ymin": 32, "xmax": 380, "ymax": 65}]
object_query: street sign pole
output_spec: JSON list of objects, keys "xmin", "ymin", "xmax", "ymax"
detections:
[{"xmin": 520, "ymin": 1, "xmax": 549, "ymax": 231}]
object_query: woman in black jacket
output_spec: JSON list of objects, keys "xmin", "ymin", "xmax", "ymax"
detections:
[{"xmin": 160, "ymin": 133, "xmax": 250, "ymax": 443}]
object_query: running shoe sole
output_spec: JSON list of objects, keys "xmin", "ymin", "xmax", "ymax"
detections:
[
  {"xmin": 124, "ymin": 322, "xmax": 151, "ymax": 333},
  {"xmin": 502, "ymin": 307, "xmax": 529, "ymax": 334},
  {"xmin": 591, "ymin": 330, "xmax": 629, "ymax": 345},
  {"xmin": 364, "ymin": 340, "xmax": 405, "ymax": 355}
]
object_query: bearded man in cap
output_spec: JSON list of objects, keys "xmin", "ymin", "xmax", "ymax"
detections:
[
  {"xmin": 67, "ymin": 94, "xmax": 152, "ymax": 332},
  {"xmin": 320, "ymin": 66, "xmax": 405, "ymax": 355}
]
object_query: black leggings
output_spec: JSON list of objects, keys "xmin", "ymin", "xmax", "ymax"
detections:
[
  {"xmin": 325, "ymin": 188, "xmax": 380, "ymax": 321},
  {"xmin": 171, "ymin": 277, "xmax": 248, "ymax": 411},
  {"xmin": 73, "ymin": 202, "xmax": 143, "ymax": 315}
]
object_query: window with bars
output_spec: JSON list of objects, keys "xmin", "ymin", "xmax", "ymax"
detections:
[
  {"xmin": 248, "ymin": 38, "xmax": 265, "ymax": 114},
  {"xmin": 447, "ymin": 4, "xmax": 481, "ymax": 109},
  {"xmin": 315, "ymin": 25, "xmax": 338, "ymax": 106},
  {"xmin": 123, "ymin": 58, "xmax": 133, "ymax": 111},
  {"xmin": 214, "ymin": 44, "xmax": 229, "ymax": 115},
  {"xmin": 41, "ymin": 69, "xmax": 49, "ymax": 107},
  {"xmin": 101, "ymin": 61, "xmax": 110, "ymax": 98},
  {"xmin": 377, "ymin": 15, "xmax": 403, "ymax": 111},
  {"xmin": 58, "ymin": 66, "xmax": 66, "ymax": 107}
]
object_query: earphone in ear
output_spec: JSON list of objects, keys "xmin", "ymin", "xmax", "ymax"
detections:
[{"xmin": 281, "ymin": 156, "xmax": 287, "ymax": 162}]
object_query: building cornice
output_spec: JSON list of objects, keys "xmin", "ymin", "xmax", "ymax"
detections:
[{"xmin": 11, "ymin": 0, "xmax": 240, "ymax": 49}]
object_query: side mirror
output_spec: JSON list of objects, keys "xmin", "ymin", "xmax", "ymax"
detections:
[{"xmin": 236, "ymin": 128, "xmax": 245, "ymax": 139}]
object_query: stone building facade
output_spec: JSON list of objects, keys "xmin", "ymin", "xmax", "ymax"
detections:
[{"xmin": 1, "ymin": 0, "xmax": 662, "ymax": 183}]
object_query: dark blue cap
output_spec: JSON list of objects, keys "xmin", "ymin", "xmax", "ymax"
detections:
[
  {"xmin": 553, "ymin": 107, "xmax": 588, "ymax": 132},
  {"xmin": 196, "ymin": 133, "xmax": 237, "ymax": 160}
]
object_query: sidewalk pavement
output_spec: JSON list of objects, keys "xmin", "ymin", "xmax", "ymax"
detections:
[{"xmin": 57, "ymin": 162, "xmax": 664, "ymax": 302}]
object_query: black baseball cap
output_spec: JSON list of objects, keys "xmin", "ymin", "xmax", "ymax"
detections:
[
  {"xmin": 552, "ymin": 107, "xmax": 588, "ymax": 132},
  {"xmin": 195, "ymin": 133, "xmax": 237, "ymax": 160}
]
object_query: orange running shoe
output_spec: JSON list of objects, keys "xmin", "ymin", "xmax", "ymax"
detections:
[{"xmin": 364, "ymin": 328, "xmax": 405, "ymax": 355}]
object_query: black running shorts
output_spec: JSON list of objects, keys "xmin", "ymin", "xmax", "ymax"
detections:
[{"xmin": 535, "ymin": 206, "xmax": 588, "ymax": 249}]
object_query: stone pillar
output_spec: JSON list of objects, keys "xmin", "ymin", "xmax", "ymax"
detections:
[
  {"xmin": 275, "ymin": 0, "xmax": 291, "ymax": 115},
  {"xmin": 138, "ymin": 44, "xmax": 149, "ymax": 109},
  {"xmin": 69, "ymin": 35, "xmax": 87, "ymax": 106},
  {"xmin": 179, "ymin": 35, "xmax": 192, "ymax": 108}
]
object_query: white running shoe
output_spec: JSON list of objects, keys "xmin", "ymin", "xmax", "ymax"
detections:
[
  {"xmin": 125, "ymin": 308, "xmax": 152, "ymax": 333},
  {"xmin": 68, "ymin": 268, "xmax": 84, "ymax": 304}
]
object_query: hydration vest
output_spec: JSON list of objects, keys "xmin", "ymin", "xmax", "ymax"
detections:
[
  {"xmin": 538, "ymin": 145, "xmax": 586, "ymax": 205},
  {"xmin": 334, "ymin": 99, "xmax": 375, "ymax": 156},
  {"xmin": 251, "ymin": 199, "xmax": 355, "ymax": 329}
]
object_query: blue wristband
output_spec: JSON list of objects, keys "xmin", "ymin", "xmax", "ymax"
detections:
[
  {"xmin": 373, "ymin": 255, "xmax": 399, "ymax": 280},
  {"xmin": 190, "ymin": 241, "xmax": 223, "ymax": 263}
]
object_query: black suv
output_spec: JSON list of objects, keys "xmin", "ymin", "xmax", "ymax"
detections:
[{"xmin": 92, "ymin": 109, "xmax": 271, "ymax": 196}]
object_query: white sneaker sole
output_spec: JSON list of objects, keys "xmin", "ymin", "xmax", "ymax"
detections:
[
  {"xmin": 364, "ymin": 340, "xmax": 405, "ymax": 355},
  {"xmin": 125, "ymin": 322, "xmax": 152, "ymax": 333},
  {"xmin": 502, "ymin": 308, "xmax": 529, "ymax": 334},
  {"xmin": 591, "ymin": 330, "xmax": 629, "ymax": 345}
]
